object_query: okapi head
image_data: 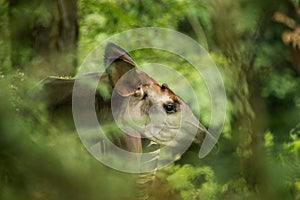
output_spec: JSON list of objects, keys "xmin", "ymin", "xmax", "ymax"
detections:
[{"xmin": 42, "ymin": 43, "xmax": 214, "ymax": 156}]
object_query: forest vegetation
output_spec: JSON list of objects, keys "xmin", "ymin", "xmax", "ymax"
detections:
[{"xmin": 0, "ymin": 0, "xmax": 299, "ymax": 199}]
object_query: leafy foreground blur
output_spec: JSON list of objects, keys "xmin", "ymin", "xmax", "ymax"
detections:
[
  {"xmin": 1, "ymin": 0, "xmax": 300, "ymax": 200},
  {"xmin": 0, "ymin": 76, "xmax": 137, "ymax": 199},
  {"xmin": 0, "ymin": 72, "xmax": 299, "ymax": 199}
]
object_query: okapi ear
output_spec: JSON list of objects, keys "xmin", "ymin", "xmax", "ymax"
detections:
[
  {"xmin": 104, "ymin": 43, "xmax": 137, "ymax": 87},
  {"xmin": 40, "ymin": 76, "xmax": 76, "ymax": 107},
  {"xmin": 104, "ymin": 42, "xmax": 156, "ymax": 96},
  {"xmin": 40, "ymin": 72, "xmax": 107, "ymax": 108}
]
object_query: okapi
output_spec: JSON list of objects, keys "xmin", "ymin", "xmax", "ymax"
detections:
[{"xmin": 41, "ymin": 43, "xmax": 215, "ymax": 199}]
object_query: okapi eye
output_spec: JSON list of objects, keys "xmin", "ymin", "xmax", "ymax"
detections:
[{"xmin": 164, "ymin": 104, "xmax": 176, "ymax": 114}]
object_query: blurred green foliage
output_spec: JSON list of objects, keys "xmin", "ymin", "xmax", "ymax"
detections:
[
  {"xmin": 0, "ymin": 0, "xmax": 10, "ymax": 72},
  {"xmin": 1, "ymin": 0, "xmax": 300, "ymax": 199},
  {"xmin": 0, "ymin": 72, "xmax": 137, "ymax": 200}
]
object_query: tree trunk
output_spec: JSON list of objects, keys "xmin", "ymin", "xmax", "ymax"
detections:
[
  {"xmin": 9, "ymin": 0, "xmax": 78, "ymax": 76},
  {"xmin": 209, "ymin": 0, "xmax": 276, "ymax": 198}
]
